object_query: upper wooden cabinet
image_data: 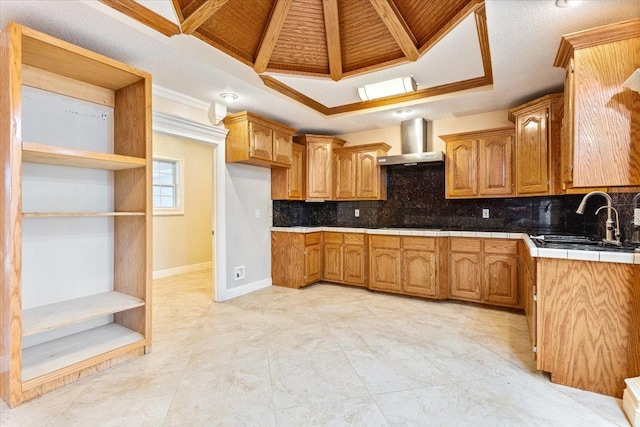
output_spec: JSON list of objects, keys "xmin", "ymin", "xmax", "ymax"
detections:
[
  {"xmin": 554, "ymin": 18, "xmax": 640, "ymax": 188},
  {"xmin": 271, "ymin": 143, "xmax": 305, "ymax": 200},
  {"xmin": 442, "ymin": 127, "xmax": 515, "ymax": 199},
  {"xmin": 334, "ymin": 143, "xmax": 391, "ymax": 200},
  {"xmin": 509, "ymin": 94, "xmax": 563, "ymax": 196},
  {"xmin": 223, "ymin": 111, "xmax": 296, "ymax": 168},
  {"xmin": 295, "ymin": 134, "xmax": 346, "ymax": 200}
]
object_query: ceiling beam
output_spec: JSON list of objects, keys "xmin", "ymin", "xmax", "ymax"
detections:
[
  {"xmin": 322, "ymin": 0, "xmax": 342, "ymax": 81},
  {"xmin": 98, "ymin": 0, "xmax": 181, "ymax": 37},
  {"xmin": 368, "ymin": 0, "xmax": 419, "ymax": 61},
  {"xmin": 181, "ymin": 0, "xmax": 230, "ymax": 35},
  {"xmin": 254, "ymin": 0, "xmax": 295, "ymax": 74}
]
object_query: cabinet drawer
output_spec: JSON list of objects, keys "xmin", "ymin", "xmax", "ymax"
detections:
[
  {"xmin": 484, "ymin": 239, "xmax": 518, "ymax": 255},
  {"xmin": 370, "ymin": 235, "xmax": 401, "ymax": 249},
  {"xmin": 323, "ymin": 232, "xmax": 343, "ymax": 244},
  {"xmin": 450, "ymin": 238, "xmax": 481, "ymax": 253},
  {"xmin": 402, "ymin": 237, "xmax": 436, "ymax": 251},
  {"xmin": 305, "ymin": 233, "xmax": 321, "ymax": 245},
  {"xmin": 344, "ymin": 233, "xmax": 365, "ymax": 245}
]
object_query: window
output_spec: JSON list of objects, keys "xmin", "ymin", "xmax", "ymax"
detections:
[{"xmin": 153, "ymin": 156, "xmax": 184, "ymax": 215}]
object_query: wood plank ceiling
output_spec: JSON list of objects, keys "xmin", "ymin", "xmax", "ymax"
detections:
[
  {"xmin": 100, "ymin": 0, "xmax": 491, "ymax": 114},
  {"xmin": 170, "ymin": 0, "xmax": 481, "ymax": 80}
]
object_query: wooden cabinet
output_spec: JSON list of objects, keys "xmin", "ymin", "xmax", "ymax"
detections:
[
  {"xmin": 271, "ymin": 143, "xmax": 305, "ymax": 200},
  {"xmin": 537, "ymin": 258, "xmax": 640, "ymax": 397},
  {"xmin": 554, "ymin": 19, "xmax": 640, "ymax": 188},
  {"xmin": 0, "ymin": 23, "xmax": 152, "ymax": 407},
  {"xmin": 224, "ymin": 111, "xmax": 296, "ymax": 168},
  {"xmin": 272, "ymin": 232, "xmax": 322, "ymax": 288},
  {"xmin": 295, "ymin": 134, "xmax": 345, "ymax": 200},
  {"xmin": 509, "ymin": 94, "xmax": 563, "ymax": 196},
  {"xmin": 320, "ymin": 232, "xmax": 367, "ymax": 287},
  {"xmin": 519, "ymin": 240, "xmax": 536, "ymax": 356},
  {"xmin": 369, "ymin": 236, "xmax": 402, "ymax": 292},
  {"xmin": 442, "ymin": 127, "xmax": 515, "ymax": 199},
  {"xmin": 402, "ymin": 237, "xmax": 439, "ymax": 297},
  {"xmin": 354, "ymin": 145, "xmax": 390, "ymax": 199},
  {"xmin": 334, "ymin": 151, "xmax": 357, "ymax": 199},
  {"xmin": 449, "ymin": 238, "xmax": 519, "ymax": 308}
]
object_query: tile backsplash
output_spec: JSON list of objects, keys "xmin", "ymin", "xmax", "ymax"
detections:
[{"xmin": 273, "ymin": 164, "xmax": 640, "ymax": 242}]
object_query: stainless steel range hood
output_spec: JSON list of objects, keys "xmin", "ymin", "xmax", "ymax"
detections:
[{"xmin": 376, "ymin": 118, "xmax": 444, "ymax": 166}]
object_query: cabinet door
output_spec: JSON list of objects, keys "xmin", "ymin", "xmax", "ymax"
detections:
[
  {"xmin": 287, "ymin": 144, "xmax": 304, "ymax": 199},
  {"xmin": 479, "ymin": 135, "xmax": 514, "ymax": 196},
  {"xmin": 323, "ymin": 243, "xmax": 343, "ymax": 282},
  {"xmin": 446, "ymin": 140, "xmax": 478, "ymax": 198},
  {"xmin": 343, "ymin": 245, "xmax": 365, "ymax": 285},
  {"xmin": 369, "ymin": 248, "xmax": 402, "ymax": 292},
  {"xmin": 356, "ymin": 151, "xmax": 380, "ymax": 199},
  {"xmin": 273, "ymin": 130, "xmax": 292, "ymax": 166},
  {"xmin": 515, "ymin": 109, "xmax": 549, "ymax": 195},
  {"xmin": 334, "ymin": 151, "xmax": 356, "ymax": 199},
  {"xmin": 402, "ymin": 249, "xmax": 437, "ymax": 297},
  {"xmin": 248, "ymin": 122, "xmax": 273, "ymax": 162},
  {"xmin": 449, "ymin": 252, "xmax": 482, "ymax": 301},
  {"xmin": 305, "ymin": 244, "xmax": 321, "ymax": 284},
  {"xmin": 307, "ymin": 143, "xmax": 332, "ymax": 199},
  {"xmin": 484, "ymin": 254, "xmax": 518, "ymax": 307}
]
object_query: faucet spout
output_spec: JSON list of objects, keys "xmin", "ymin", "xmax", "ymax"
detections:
[{"xmin": 576, "ymin": 191, "xmax": 620, "ymax": 246}]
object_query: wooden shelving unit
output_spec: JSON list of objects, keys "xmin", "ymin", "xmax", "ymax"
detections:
[{"xmin": 0, "ymin": 22, "xmax": 152, "ymax": 407}]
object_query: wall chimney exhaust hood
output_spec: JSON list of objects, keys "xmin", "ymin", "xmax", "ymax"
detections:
[{"xmin": 376, "ymin": 118, "xmax": 444, "ymax": 166}]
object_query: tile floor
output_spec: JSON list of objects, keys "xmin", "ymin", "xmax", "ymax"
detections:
[{"xmin": 0, "ymin": 269, "xmax": 630, "ymax": 426}]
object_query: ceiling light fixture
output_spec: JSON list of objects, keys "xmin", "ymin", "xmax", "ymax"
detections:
[
  {"xmin": 219, "ymin": 92, "xmax": 238, "ymax": 102},
  {"xmin": 555, "ymin": 0, "xmax": 583, "ymax": 7},
  {"xmin": 358, "ymin": 76, "xmax": 417, "ymax": 102},
  {"xmin": 395, "ymin": 108, "xmax": 413, "ymax": 116}
]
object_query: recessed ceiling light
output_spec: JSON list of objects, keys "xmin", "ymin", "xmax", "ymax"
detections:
[
  {"xmin": 395, "ymin": 108, "xmax": 413, "ymax": 116},
  {"xmin": 555, "ymin": 0, "xmax": 583, "ymax": 7},
  {"xmin": 220, "ymin": 92, "xmax": 238, "ymax": 102}
]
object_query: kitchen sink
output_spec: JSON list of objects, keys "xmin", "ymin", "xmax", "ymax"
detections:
[{"xmin": 531, "ymin": 235, "xmax": 639, "ymax": 253}]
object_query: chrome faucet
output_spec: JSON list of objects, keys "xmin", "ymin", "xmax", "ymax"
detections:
[
  {"xmin": 632, "ymin": 193, "xmax": 640, "ymax": 244},
  {"xmin": 576, "ymin": 191, "xmax": 621, "ymax": 246}
]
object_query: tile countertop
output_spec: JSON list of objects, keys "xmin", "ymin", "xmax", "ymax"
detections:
[{"xmin": 270, "ymin": 226, "xmax": 640, "ymax": 265}]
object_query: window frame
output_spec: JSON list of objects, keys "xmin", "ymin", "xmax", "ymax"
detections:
[{"xmin": 152, "ymin": 154, "xmax": 185, "ymax": 216}]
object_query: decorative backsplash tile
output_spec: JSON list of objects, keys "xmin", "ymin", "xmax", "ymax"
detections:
[{"xmin": 273, "ymin": 164, "xmax": 639, "ymax": 242}]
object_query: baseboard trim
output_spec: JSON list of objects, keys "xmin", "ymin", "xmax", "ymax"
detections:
[
  {"xmin": 624, "ymin": 377, "xmax": 640, "ymax": 426},
  {"xmin": 224, "ymin": 278, "xmax": 272, "ymax": 300},
  {"xmin": 153, "ymin": 261, "xmax": 213, "ymax": 280}
]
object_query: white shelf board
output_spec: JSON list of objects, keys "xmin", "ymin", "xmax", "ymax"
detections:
[
  {"xmin": 23, "ymin": 292, "xmax": 145, "ymax": 337},
  {"xmin": 22, "ymin": 212, "xmax": 145, "ymax": 218},
  {"xmin": 22, "ymin": 141, "xmax": 146, "ymax": 170},
  {"xmin": 22, "ymin": 323, "xmax": 144, "ymax": 382}
]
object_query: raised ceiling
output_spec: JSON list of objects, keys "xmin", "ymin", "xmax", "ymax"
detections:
[{"xmin": 170, "ymin": 0, "xmax": 480, "ymax": 80}]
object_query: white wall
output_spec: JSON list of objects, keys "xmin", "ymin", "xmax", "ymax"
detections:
[
  {"xmin": 338, "ymin": 110, "xmax": 512, "ymax": 153},
  {"xmin": 224, "ymin": 163, "xmax": 272, "ymax": 292}
]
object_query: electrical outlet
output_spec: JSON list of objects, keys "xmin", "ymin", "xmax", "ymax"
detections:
[
  {"xmin": 355, "ymin": 209, "xmax": 360, "ymax": 217},
  {"xmin": 234, "ymin": 266, "xmax": 245, "ymax": 280},
  {"xmin": 255, "ymin": 209, "xmax": 260, "ymax": 218},
  {"xmin": 482, "ymin": 208, "xmax": 490, "ymax": 219}
]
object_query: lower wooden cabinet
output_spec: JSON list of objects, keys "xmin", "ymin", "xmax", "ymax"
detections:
[
  {"xmin": 370, "ymin": 248, "xmax": 402, "ymax": 292},
  {"xmin": 324, "ymin": 242, "xmax": 343, "ymax": 282},
  {"xmin": 402, "ymin": 250, "xmax": 437, "ymax": 297},
  {"xmin": 343, "ymin": 244, "xmax": 366, "ymax": 285},
  {"xmin": 322, "ymin": 232, "xmax": 367, "ymax": 287},
  {"xmin": 272, "ymin": 232, "xmax": 322, "ymax": 288},
  {"xmin": 449, "ymin": 238, "xmax": 520, "ymax": 308}
]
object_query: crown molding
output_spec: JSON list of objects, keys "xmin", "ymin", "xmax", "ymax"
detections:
[
  {"xmin": 152, "ymin": 111, "xmax": 228, "ymax": 145},
  {"xmin": 152, "ymin": 85, "xmax": 210, "ymax": 111}
]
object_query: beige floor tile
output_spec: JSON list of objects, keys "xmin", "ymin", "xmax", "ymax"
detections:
[
  {"xmin": 549, "ymin": 382, "xmax": 628, "ymax": 427},
  {"xmin": 163, "ymin": 359, "xmax": 274, "ymax": 423},
  {"xmin": 266, "ymin": 323, "xmax": 341, "ymax": 358},
  {"xmin": 166, "ymin": 409, "xmax": 277, "ymax": 427},
  {"xmin": 373, "ymin": 384, "xmax": 499, "ymax": 427},
  {"xmin": 344, "ymin": 343, "xmax": 451, "ymax": 394},
  {"xmin": 456, "ymin": 373, "xmax": 617, "ymax": 426},
  {"xmin": 275, "ymin": 396, "xmax": 390, "ymax": 427},
  {"xmin": 413, "ymin": 337, "xmax": 523, "ymax": 382},
  {"xmin": 269, "ymin": 350, "xmax": 369, "ymax": 409},
  {"xmin": 51, "ymin": 395, "xmax": 174, "ymax": 427},
  {"xmin": 188, "ymin": 328, "xmax": 268, "ymax": 370}
]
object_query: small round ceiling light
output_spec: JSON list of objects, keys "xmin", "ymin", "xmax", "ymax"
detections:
[
  {"xmin": 555, "ymin": 0, "xmax": 583, "ymax": 7},
  {"xmin": 219, "ymin": 92, "xmax": 238, "ymax": 102},
  {"xmin": 395, "ymin": 108, "xmax": 413, "ymax": 116}
]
